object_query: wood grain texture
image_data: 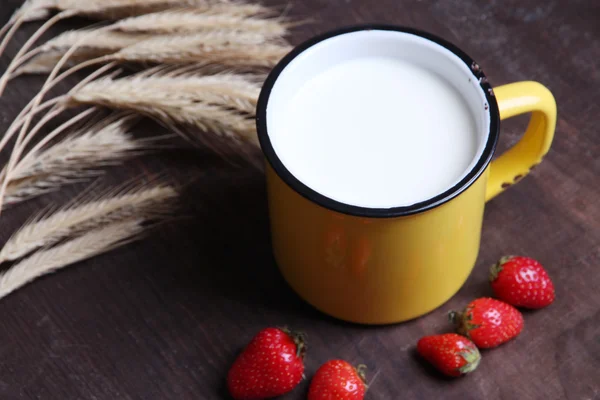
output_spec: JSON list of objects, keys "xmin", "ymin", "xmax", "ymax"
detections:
[{"xmin": 0, "ymin": 0, "xmax": 598, "ymax": 399}]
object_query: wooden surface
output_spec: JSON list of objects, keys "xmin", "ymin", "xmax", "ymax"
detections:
[{"xmin": 1, "ymin": 0, "xmax": 599, "ymax": 399}]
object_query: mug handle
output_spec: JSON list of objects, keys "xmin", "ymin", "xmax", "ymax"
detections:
[{"xmin": 485, "ymin": 81, "xmax": 557, "ymax": 201}]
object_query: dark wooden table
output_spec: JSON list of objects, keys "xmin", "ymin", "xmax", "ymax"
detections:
[{"xmin": 1, "ymin": 0, "xmax": 599, "ymax": 399}]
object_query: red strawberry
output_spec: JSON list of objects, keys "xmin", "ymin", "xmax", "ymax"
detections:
[
  {"xmin": 450, "ymin": 298, "xmax": 524, "ymax": 349},
  {"xmin": 490, "ymin": 255, "xmax": 555, "ymax": 309},
  {"xmin": 308, "ymin": 360, "xmax": 366, "ymax": 400},
  {"xmin": 227, "ymin": 327, "xmax": 305, "ymax": 399},
  {"xmin": 417, "ymin": 333, "xmax": 481, "ymax": 377}
]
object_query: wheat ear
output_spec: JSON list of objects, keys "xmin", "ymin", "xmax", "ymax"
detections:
[
  {"xmin": 0, "ymin": 184, "xmax": 176, "ymax": 263},
  {"xmin": 52, "ymin": 0, "xmax": 239, "ymax": 19},
  {"xmin": 3, "ymin": 115, "xmax": 143, "ymax": 206},
  {"xmin": 113, "ymin": 32, "xmax": 291, "ymax": 67},
  {"xmin": 0, "ymin": 10, "xmax": 78, "ymax": 95},
  {"xmin": 4, "ymin": 28, "xmax": 288, "ymax": 114},
  {"xmin": 0, "ymin": 219, "xmax": 145, "ymax": 299},
  {"xmin": 64, "ymin": 72, "xmax": 260, "ymax": 144},
  {"xmin": 1, "ymin": 63, "xmax": 122, "ymax": 162},
  {"xmin": 13, "ymin": 30, "xmax": 150, "ymax": 76},
  {"xmin": 69, "ymin": 70, "xmax": 262, "ymax": 113},
  {"xmin": 0, "ymin": 0, "xmax": 237, "ymax": 94},
  {"xmin": 13, "ymin": 22, "xmax": 285, "ymax": 76},
  {"xmin": 111, "ymin": 8, "xmax": 288, "ymax": 37}
]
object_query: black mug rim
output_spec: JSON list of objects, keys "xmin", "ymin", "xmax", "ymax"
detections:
[{"xmin": 256, "ymin": 24, "xmax": 500, "ymax": 218}]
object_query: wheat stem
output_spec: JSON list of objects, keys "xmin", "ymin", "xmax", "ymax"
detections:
[
  {"xmin": 0, "ymin": 17, "xmax": 14, "ymax": 42},
  {"xmin": 7, "ymin": 65, "xmax": 122, "ymax": 175},
  {"xmin": 0, "ymin": 97, "xmax": 62, "ymax": 154},
  {"xmin": 0, "ymin": 38, "xmax": 115, "ymax": 214},
  {"xmin": 0, "ymin": 62, "xmax": 116, "ymax": 161},
  {"xmin": 0, "ymin": 0, "xmax": 51, "ymax": 58},
  {"xmin": 0, "ymin": 13, "xmax": 26, "ymax": 59},
  {"xmin": 0, "ymin": 106, "xmax": 97, "ymax": 209},
  {"xmin": 0, "ymin": 27, "xmax": 97, "ymax": 215},
  {"xmin": 0, "ymin": 10, "xmax": 77, "ymax": 96},
  {"xmin": 9, "ymin": 48, "xmax": 43, "ymax": 77}
]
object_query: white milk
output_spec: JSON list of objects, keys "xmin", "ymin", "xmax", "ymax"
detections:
[{"xmin": 269, "ymin": 56, "xmax": 479, "ymax": 208}]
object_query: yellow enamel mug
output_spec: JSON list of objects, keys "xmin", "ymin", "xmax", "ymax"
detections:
[{"xmin": 256, "ymin": 25, "xmax": 557, "ymax": 324}]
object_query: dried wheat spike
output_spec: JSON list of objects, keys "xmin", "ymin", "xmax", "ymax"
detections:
[
  {"xmin": 112, "ymin": 8, "xmax": 288, "ymax": 37},
  {"xmin": 114, "ymin": 32, "xmax": 291, "ymax": 67},
  {"xmin": 12, "ymin": 0, "xmax": 241, "ymax": 22},
  {"xmin": 0, "ymin": 0, "xmax": 245, "ymax": 93},
  {"xmin": 73, "ymin": 69, "xmax": 261, "ymax": 112},
  {"xmin": 15, "ymin": 29, "xmax": 150, "ymax": 75},
  {"xmin": 4, "ymin": 115, "xmax": 143, "ymax": 205},
  {"xmin": 0, "ymin": 184, "xmax": 176, "ymax": 263},
  {"xmin": 13, "ymin": 23, "xmax": 288, "ymax": 76},
  {"xmin": 0, "ymin": 219, "xmax": 145, "ymax": 299},
  {"xmin": 64, "ymin": 69, "xmax": 262, "ymax": 144},
  {"xmin": 9, "ymin": 0, "xmax": 52, "ymax": 23}
]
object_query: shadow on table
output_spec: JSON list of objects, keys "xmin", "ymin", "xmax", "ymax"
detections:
[{"xmin": 145, "ymin": 149, "xmax": 329, "ymax": 324}]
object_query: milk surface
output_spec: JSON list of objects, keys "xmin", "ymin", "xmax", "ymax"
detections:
[{"xmin": 270, "ymin": 56, "xmax": 478, "ymax": 208}]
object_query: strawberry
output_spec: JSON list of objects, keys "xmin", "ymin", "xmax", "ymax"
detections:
[
  {"xmin": 417, "ymin": 333, "xmax": 481, "ymax": 377},
  {"xmin": 308, "ymin": 360, "xmax": 367, "ymax": 400},
  {"xmin": 450, "ymin": 298, "xmax": 524, "ymax": 349},
  {"xmin": 490, "ymin": 255, "xmax": 555, "ymax": 309},
  {"xmin": 227, "ymin": 327, "xmax": 305, "ymax": 400}
]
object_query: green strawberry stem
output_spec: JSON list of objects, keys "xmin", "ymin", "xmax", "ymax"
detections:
[
  {"xmin": 355, "ymin": 364, "xmax": 368, "ymax": 387},
  {"xmin": 489, "ymin": 255, "xmax": 514, "ymax": 281},
  {"xmin": 448, "ymin": 311, "xmax": 479, "ymax": 337},
  {"xmin": 280, "ymin": 327, "xmax": 307, "ymax": 359},
  {"xmin": 457, "ymin": 348, "xmax": 481, "ymax": 375},
  {"xmin": 448, "ymin": 311, "xmax": 461, "ymax": 325}
]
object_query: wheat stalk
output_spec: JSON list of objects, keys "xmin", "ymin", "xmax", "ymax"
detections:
[
  {"xmin": 0, "ymin": 0, "xmax": 51, "ymax": 55},
  {"xmin": 0, "ymin": 30, "xmax": 128, "ymax": 214},
  {"xmin": 0, "ymin": 219, "xmax": 145, "ymax": 300},
  {"xmin": 3, "ymin": 115, "xmax": 143, "ymax": 205},
  {"xmin": 0, "ymin": 28, "xmax": 120, "ymax": 214},
  {"xmin": 0, "ymin": 66, "xmax": 119, "ymax": 212},
  {"xmin": 0, "ymin": 9, "xmax": 79, "ymax": 95},
  {"xmin": 0, "ymin": 184, "xmax": 176, "ymax": 263}
]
